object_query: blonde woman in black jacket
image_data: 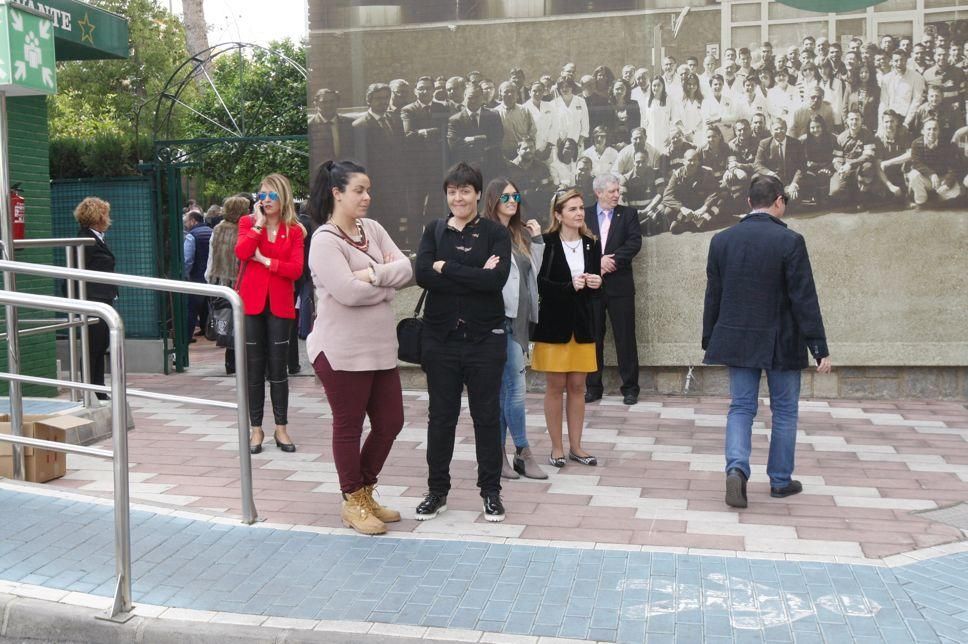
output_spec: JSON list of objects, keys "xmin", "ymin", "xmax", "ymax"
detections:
[{"xmin": 531, "ymin": 188, "xmax": 602, "ymax": 468}]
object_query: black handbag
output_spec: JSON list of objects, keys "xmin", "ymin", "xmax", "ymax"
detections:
[
  {"xmin": 212, "ymin": 296, "xmax": 234, "ymax": 347},
  {"xmin": 396, "ymin": 289, "xmax": 427, "ymax": 365}
]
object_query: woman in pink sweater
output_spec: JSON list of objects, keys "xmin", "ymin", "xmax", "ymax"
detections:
[{"xmin": 306, "ymin": 160, "xmax": 413, "ymax": 536}]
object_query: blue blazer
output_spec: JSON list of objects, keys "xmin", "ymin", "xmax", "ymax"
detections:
[{"xmin": 702, "ymin": 213, "xmax": 828, "ymax": 370}]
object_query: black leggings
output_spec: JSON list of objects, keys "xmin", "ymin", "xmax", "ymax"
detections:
[{"xmin": 245, "ymin": 307, "xmax": 292, "ymax": 427}]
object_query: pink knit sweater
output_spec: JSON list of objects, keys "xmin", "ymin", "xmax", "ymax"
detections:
[{"xmin": 306, "ymin": 219, "xmax": 413, "ymax": 371}]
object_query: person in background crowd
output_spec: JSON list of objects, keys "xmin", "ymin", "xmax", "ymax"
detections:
[
  {"xmin": 306, "ymin": 160, "xmax": 413, "ymax": 536},
  {"xmin": 205, "ymin": 194, "xmax": 247, "ymax": 375},
  {"xmin": 847, "ymin": 62, "xmax": 881, "ymax": 134},
  {"xmin": 388, "ymin": 78, "xmax": 413, "ymax": 116},
  {"xmin": 699, "ymin": 55, "xmax": 718, "ymax": 96},
  {"xmin": 524, "ymin": 81, "xmax": 557, "ymax": 160},
  {"xmin": 729, "ymin": 118, "xmax": 758, "ymax": 167},
  {"xmin": 767, "ymin": 66, "xmax": 800, "ymax": 132},
  {"xmin": 755, "ymin": 118, "xmax": 805, "ymax": 204},
  {"xmin": 509, "ymin": 139, "xmax": 555, "ymax": 218},
  {"xmin": 183, "ymin": 210, "xmax": 212, "ymax": 343},
  {"xmin": 400, "ymin": 75, "xmax": 451, "ymax": 248},
  {"xmin": 509, "ymin": 66, "xmax": 528, "ymax": 104},
  {"xmin": 731, "ymin": 76, "xmax": 769, "ymax": 130},
  {"xmin": 482, "ymin": 178, "xmax": 548, "ymax": 481},
  {"xmin": 549, "ymin": 137, "xmax": 580, "ymax": 189},
  {"xmin": 353, "ymin": 83, "xmax": 403, "ymax": 232},
  {"xmin": 830, "ymin": 110, "xmax": 880, "ymax": 209},
  {"xmin": 703, "ymin": 175, "xmax": 831, "ymax": 509},
  {"xmin": 792, "ymin": 86, "xmax": 836, "ymax": 139},
  {"xmin": 74, "ymin": 197, "xmax": 117, "ymax": 401},
  {"xmin": 309, "ymin": 88, "xmax": 354, "ymax": 163},
  {"xmin": 606, "ymin": 79, "xmax": 641, "ymax": 149},
  {"xmin": 235, "ymin": 173, "xmax": 305, "ymax": 456},
  {"xmin": 531, "ymin": 188, "xmax": 602, "ymax": 468},
  {"xmin": 799, "ymin": 115, "xmax": 836, "ymax": 206},
  {"xmin": 661, "ymin": 149, "xmax": 724, "ymax": 234},
  {"xmin": 908, "ymin": 118, "xmax": 964, "ymax": 207},
  {"xmin": 583, "ymin": 173, "xmax": 642, "ymax": 406},
  {"xmin": 922, "ymin": 44, "xmax": 965, "ymax": 127},
  {"xmin": 552, "ymin": 78, "xmax": 589, "ymax": 150},
  {"xmin": 874, "ymin": 109, "xmax": 911, "ymax": 198},
  {"xmin": 613, "ymin": 127, "xmax": 662, "ymax": 180},
  {"xmin": 880, "ymin": 49, "xmax": 926, "ymax": 128},
  {"xmin": 673, "ymin": 73, "xmax": 705, "ymax": 144},
  {"xmin": 643, "ymin": 75, "xmax": 672, "ymax": 154},
  {"xmin": 445, "ymin": 76, "xmax": 466, "ymax": 113},
  {"xmin": 583, "ymin": 125, "xmax": 619, "ymax": 177},
  {"xmin": 447, "ymin": 84, "xmax": 505, "ymax": 179},
  {"xmin": 496, "ymin": 80, "xmax": 537, "ymax": 160},
  {"xmin": 818, "ymin": 59, "xmax": 847, "ymax": 128},
  {"xmin": 414, "ymin": 162, "xmax": 512, "ymax": 523},
  {"xmin": 702, "ymin": 74, "xmax": 734, "ymax": 138},
  {"xmin": 480, "ymin": 78, "xmax": 499, "ymax": 109},
  {"xmin": 750, "ymin": 112, "xmax": 771, "ymax": 142},
  {"xmin": 909, "ymin": 85, "xmax": 958, "ymax": 140},
  {"xmin": 204, "ymin": 204, "xmax": 222, "ymax": 228}
]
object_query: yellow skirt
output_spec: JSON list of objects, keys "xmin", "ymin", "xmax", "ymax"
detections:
[{"xmin": 531, "ymin": 336, "xmax": 597, "ymax": 373}]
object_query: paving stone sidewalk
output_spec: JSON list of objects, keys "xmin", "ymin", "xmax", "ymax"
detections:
[
  {"xmin": 1, "ymin": 486, "xmax": 967, "ymax": 643},
  {"xmin": 47, "ymin": 340, "xmax": 968, "ymax": 561}
]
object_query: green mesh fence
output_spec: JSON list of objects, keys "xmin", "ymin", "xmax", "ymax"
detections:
[{"xmin": 50, "ymin": 177, "xmax": 162, "ymax": 339}]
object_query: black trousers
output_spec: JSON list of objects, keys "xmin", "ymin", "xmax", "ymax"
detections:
[
  {"xmin": 422, "ymin": 331, "xmax": 506, "ymax": 497},
  {"xmin": 186, "ymin": 293, "xmax": 208, "ymax": 336},
  {"xmin": 586, "ymin": 292, "xmax": 640, "ymax": 397},
  {"xmin": 244, "ymin": 308, "xmax": 291, "ymax": 426},
  {"xmin": 88, "ymin": 300, "xmax": 112, "ymax": 399}
]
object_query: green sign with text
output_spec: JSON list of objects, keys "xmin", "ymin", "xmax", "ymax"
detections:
[
  {"xmin": 776, "ymin": 0, "xmax": 886, "ymax": 12},
  {"xmin": 0, "ymin": 2, "xmax": 56, "ymax": 95}
]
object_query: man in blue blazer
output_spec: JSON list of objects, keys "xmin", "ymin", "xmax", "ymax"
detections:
[
  {"xmin": 584, "ymin": 173, "xmax": 643, "ymax": 405},
  {"xmin": 702, "ymin": 175, "xmax": 831, "ymax": 509}
]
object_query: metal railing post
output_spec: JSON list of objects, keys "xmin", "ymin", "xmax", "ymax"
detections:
[
  {"xmin": 64, "ymin": 248, "xmax": 81, "ymax": 403},
  {"xmin": 107, "ymin": 317, "xmax": 132, "ymax": 619},
  {"xmin": 230, "ymin": 291, "xmax": 256, "ymax": 524},
  {"xmin": 0, "ymin": 259, "xmax": 259, "ymax": 525},
  {"xmin": 76, "ymin": 246, "xmax": 94, "ymax": 409}
]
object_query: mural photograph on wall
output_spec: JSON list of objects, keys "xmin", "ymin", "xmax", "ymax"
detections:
[{"xmin": 306, "ymin": 0, "xmax": 966, "ymax": 251}]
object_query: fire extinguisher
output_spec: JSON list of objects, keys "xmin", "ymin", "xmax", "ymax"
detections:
[{"xmin": 11, "ymin": 184, "xmax": 25, "ymax": 240}]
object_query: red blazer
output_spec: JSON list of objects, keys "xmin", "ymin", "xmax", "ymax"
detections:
[{"xmin": 235, "ymin": 215, "xmax": 305, "ymax": 318}]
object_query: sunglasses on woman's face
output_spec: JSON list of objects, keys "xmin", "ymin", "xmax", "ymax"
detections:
[
  {"xmin": 499, "ymin": 193, "xmax": 521, "ymax": 204},
  {"xmin": 257, "ymin": 191, "xmax": 280, "ymax": 202}
]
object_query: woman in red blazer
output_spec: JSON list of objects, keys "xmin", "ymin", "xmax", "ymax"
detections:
[{"xmin": 235, "ymin": 173, "xmax": 305, "ymax": 454}]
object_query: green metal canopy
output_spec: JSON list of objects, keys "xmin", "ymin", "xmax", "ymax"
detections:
[
  {"xmin": 9, "ymin": 0, "xmax": 128, "ymax": 61},
  {"xmin": 775, "ymin": 0, "xmax": 886, "ymax": 11}
]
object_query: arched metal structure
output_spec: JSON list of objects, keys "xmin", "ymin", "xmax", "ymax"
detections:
[{"xmin": 150, "ymin": 41, "xmax": 307, "ymax": 142}]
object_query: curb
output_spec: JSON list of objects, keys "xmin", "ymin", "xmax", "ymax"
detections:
[{"xmin": 0, "ymin": 593, "xmax": 431, "ymax": 644}]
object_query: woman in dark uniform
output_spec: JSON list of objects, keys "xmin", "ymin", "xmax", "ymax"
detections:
[{"xmin": 74, "ymin": 197, "xmax": 118, "ymax": 400}]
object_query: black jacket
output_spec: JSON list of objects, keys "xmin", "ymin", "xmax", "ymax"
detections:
[
  {"xmin": 77, "ymin": 227, "xmax": 118, "ymax": 303},
  {"xmin": 415, "ymin": 215, "xmax": 511, "ymax": 341},
  {"xmin": 532, "ymin": 231, "xmax": 601, "ymax": 344},
  {"xmin": 702, "ymin": 213, "xmax": 828, "ymax": 370},
  {"xmin": 446, "ymin": 107, "xmax": 504, "ymax": 176},
  {"xmin": 584, "ymin": 204, "xmax": 642, "ymax": 297}
]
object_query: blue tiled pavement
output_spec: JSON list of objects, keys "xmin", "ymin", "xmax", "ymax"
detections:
[
  {"xmin": 0, "ymin": 398, "xmax": 81, "ymax": 415},
  {"xmin": 0, "ymin": 488, "xmax": 965, "ymax": 643}
]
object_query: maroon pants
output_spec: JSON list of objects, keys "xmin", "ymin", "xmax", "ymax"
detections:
[{"xmin": 313, "ymin": 353, "xmax": 404, "ymax": 494}]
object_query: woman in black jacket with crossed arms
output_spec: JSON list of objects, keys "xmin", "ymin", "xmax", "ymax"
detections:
[{"xmin": 531, "ymin": 188, "xmax": 602, "ymax": 468}]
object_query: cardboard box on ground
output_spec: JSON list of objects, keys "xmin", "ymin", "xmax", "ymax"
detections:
[{"xmin": 0, "ymin": 414, "xmax": 93, "ymax": 483}]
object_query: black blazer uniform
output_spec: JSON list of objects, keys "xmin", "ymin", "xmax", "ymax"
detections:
[
  {"xmin": 77, "ymin": 227, "xmax": 118, "ymax": 303},
  {"xmin": 583, "ymin": 204, "xmax": 642, "ymax": 297},
  {"xmin": 446, "ymin": 107, "xmax": 505, "ymax": 177},
  {"xmin": 532, "ymin": 231, "xmax": 602, "ymax": 344},
  {"xmin": 702, "ymin": 212, "xmax": 828, "ymax": 371}
]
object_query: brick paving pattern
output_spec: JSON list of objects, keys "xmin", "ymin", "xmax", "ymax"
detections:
[{"xmin": 48, "ymin": 341, "xmax": 968, "ymax": 561}]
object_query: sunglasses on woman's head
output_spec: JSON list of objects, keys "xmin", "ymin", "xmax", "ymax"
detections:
[
  {"xmin": 499, "ymin": 193, "xmax": 521, "ymax": 204},
  {"xmin": 257, "ymin": 191, "xmax": 279, "ymax": 202}
]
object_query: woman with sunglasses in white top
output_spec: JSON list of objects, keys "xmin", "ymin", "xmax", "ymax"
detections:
[
  {"xmin": 235, "ymin": 173, "xmax": 306, "ymax": 455},
  {"xmin": 482, "ymin": 177, "xmax": 548, "ymax": 480}
]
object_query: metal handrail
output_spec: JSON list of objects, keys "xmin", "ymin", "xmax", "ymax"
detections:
[
  {"xmin": 0, "ymin": 291, "xmax": 132, "ymax": 622},
  {"xmin": 0, "ymin": 259, "xmax": 257, "ymax": 525},
  {"xmin": 12, "ymin": 237, "xmax": 95, "ymax": 250},
  {"xmin": 0, "ymin": 317, "xmax": 100, "ymax": 341}
]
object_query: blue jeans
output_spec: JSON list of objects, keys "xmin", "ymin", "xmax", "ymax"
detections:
[
  {"xmin": 725, "ymin": 367, "xmax": 801, "ymax": 488},
  {"xmin": 499, "ymin": 332, "xmax": 529, "ymax": 450}
]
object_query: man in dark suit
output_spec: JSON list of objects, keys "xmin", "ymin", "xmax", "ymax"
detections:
[
  {"xmin": 702, "ymin": 175, "xmax": 831, "ymax": 509},
  {"xmin": 308, "ymin": 88, "xmax": 354, "ymax": 166},
  {"xmin": 584, "ymin": 172, "xmax": 643, "ymax": 405},
  {"xmin": 400, "ymin": 76, "xmax": 451, "ymax": 248},
  {"xmin": 447, "ymin": 85, "xmax": 505, "ymax": 181},
  {"xmin": 754, "ymin": 119, "xmax": 805, "ymax": 203},
  {"xmin": 353, "ymin": 82, "xmax": 405, "ymax": 235}
]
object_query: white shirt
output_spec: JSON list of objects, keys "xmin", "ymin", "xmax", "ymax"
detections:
[
  {"xmin": 880, "ymin": 68, "xmax": 927, "ymax": 121},
  {"xmin": 561, "ymin": 237, "xmax": 585, "ymax": 276},
  {"xmin": 582, "ymin": 145, "xmax": 619, "ymax": 177},
  {"xmin": 767, "ymin": 85, "xmax": 800, "ymax": 131},
  {"xmin": 523, "ymin": 99, "xmax": 557, "ymax": 150},
  {"xmin": 552, "ymin": 94, "xmax": 589, "ymax": 143},
  {"xmin": 701, "ymin": 94, "xmax": 734, "ymax": 128}
]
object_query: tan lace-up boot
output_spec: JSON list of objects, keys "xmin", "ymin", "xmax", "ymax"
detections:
[
  {"xmin": 342, "ymin": 488, "xmax": 386, "ymax": 535},
  {"xmin": 363, "ymin": 484, "xmax": 401, "ymax": 523}
]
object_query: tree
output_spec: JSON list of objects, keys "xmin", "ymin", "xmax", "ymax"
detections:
[
  {"xmin": 181, "ymin": 0, "xmax": 210, "ymax": 64},
  {"xmin": 181, "ymin": 40, "xmax": 309, "ymax": 198},
  {"xmin": 48, "ymin": 0, "xmax": 191, "ymax": 169}
]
